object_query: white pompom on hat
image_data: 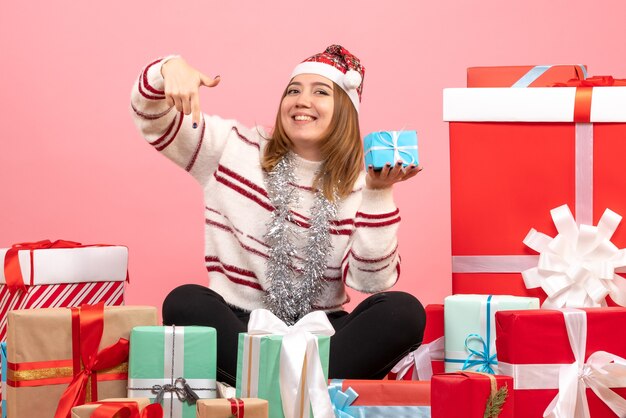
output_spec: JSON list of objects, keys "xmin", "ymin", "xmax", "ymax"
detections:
[{"xmin": 290, "ymin": 45, "xmax": 365, "ymax": 112}]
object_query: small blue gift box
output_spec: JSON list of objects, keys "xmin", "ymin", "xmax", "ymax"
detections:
[{"xmin": 364, "ymin": 130, "xmax": 419, "ymax": 170}]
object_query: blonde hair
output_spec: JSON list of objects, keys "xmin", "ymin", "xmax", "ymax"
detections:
[{"xmin": 261, "ymin": 82, "xmax": 363, "ymax": 201}]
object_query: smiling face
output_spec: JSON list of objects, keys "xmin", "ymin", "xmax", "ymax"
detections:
[{"xmin": 279, "ymin": 73, "xmax": 335, "ymax": 160}]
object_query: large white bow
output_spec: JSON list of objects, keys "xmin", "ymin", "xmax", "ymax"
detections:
[
  {"xmin": 522, "ymin": 204, "xmax": 626, "ymax": 308},
  {"xmin": 248, "ymin": 309, "xmax": 335, "ymax": 418},
  {"xmin": 543, "ymin": 309, "xmax": 626, "ymax": 418},
  {"xmin": 390, "ymin": 337, "xmax": 444, "ymax": 380}
]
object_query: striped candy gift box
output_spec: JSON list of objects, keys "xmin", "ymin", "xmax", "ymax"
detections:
[{"xmin": 0, "ymin": 240, "xmax": 128, "ymax": 343}]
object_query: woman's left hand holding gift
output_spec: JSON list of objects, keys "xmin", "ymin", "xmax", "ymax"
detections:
[{"xmin": 366, "ymin": 161, "xmax": 422, "ymax": 190}]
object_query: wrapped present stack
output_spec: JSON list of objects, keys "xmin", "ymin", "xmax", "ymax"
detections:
[{"xmin": 425, "ymin": 64, "xmax": 626, "ymax": 417}]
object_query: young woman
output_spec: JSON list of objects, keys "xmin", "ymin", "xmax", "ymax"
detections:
[{"xmin": 130, "ymin": 45, "xmax": 425, "ymax": 386}]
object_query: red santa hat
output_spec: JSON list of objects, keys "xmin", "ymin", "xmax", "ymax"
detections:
[{"xmin": 290, "ymin": 45, "xmax": 365, "ymax": 112}]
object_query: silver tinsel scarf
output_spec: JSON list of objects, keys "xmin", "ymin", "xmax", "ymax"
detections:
[{"xmin": 264, "ymin": 153, "xmax": 338, "ymax": 325}]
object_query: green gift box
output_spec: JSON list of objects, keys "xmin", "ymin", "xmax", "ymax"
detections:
[
  {"xmin": 236, "ymin": 311, "xmax": 332, "ymax": 418},
  {"xmin": 444, "ymin": 294, "xmax": 539, "ymax": 374},
  {"xmin": 128, "ymin": 326, "xmax": 217, "ymax": 418}
]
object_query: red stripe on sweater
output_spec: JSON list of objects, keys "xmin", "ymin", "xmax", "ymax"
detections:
[
  {"xmin": 150, "ymin": 113, "xmax": 178, "ymax": 147},
  {"xmin": 205, "ymin": 218, "xmax": 270, "ymax": 259},
  {"xmin": 186, "ymin": 116, "xmax": 205, "ymax": 172},
  {"xmin": 351, "ymin": 245, "xmax": 398, "ymax": 263},
  {"xmin": 206, "ymin": 266, "xmax": 264, "ymax": 291},
  {"xmin": 142, "ymin": 59, "xmax": 166, "ymax": 95},
  {"xmin": 215, "ymin": 173, "xmax": 275, "ymax": 211},
  {"xmin": 138, "ymin": 75, "xmax": 165, "ymax": 100},
  {"xmin": 232, "ymin": 126, "xmax": 260, "ymax": 149},
  {"xmin": 354, "ymin": 217, "xmax": 401, "ymax": 228},
  {"xmin": 358, "ymin": 263, "xmax": 391, "ymax": 273},
  {"xmin": 131, "ymin": 102, "xmax": 173, "ymax": 120},
  {"xmin": 155, "ymin": 112, "xmax": 184, "ymax": 151},
  {"xmin": 356, "ymin": 208, "xmax": 400, "ymax": 220},
  {"xmin": 218, "ymin": 165, "xmax": 268, "ymax": 197},
  {"xmin": 205, "ymin": 256, "xmax": 258, "ymax": 278}
]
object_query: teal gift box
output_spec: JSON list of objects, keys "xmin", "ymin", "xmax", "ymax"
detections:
[
  {"xmin": 236, "ymin": 333, "xmax": 331, "ymax": 418},
  {"xmin": 127, "ymin": 326, "xmax": 217, "ymax": 418},
  {"xmin": 444, "ymin": 294, "xmax": 539, "ymax": 374},
  {"xmin": 1, "ymin": 342, "xmax": 5, "ymax": 418},
  {"xmin": 363, "ymin": 130, "xmax": 418, "ymax": 170}
]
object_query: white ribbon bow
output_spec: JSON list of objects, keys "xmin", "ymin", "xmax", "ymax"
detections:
[
  {"xmin": 364, "ymin": 131, "xmax": 418, "ymax": 165},
  {"xmin": 543, "ymin": 309, "xmax": 626, "ymax": 418},
  {"xmin": 390, "ymin": 336, "xmax": 444, "ymax": 380},
  {"xmin": 522, "ymin": 204, "xmax": 626, "ymax": 308},
  {"xmin": 248, "ymin": 309, "xmax": 335, "ymax": 418}
]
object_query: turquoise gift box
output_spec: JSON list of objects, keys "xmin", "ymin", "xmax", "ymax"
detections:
[
  {"xmin": 444, "ymin": 294, "xmax": 539, "ymax": 374},
  {"xmin": 236, "ymin": 333, "xmax": 330, "ymax": 418},
  {"xmin": 363, "ymin": 130, "xmax": 419, "ymax": 170},
  {"xmin": 127, "ymin": 326, "xmax": 217, "ymax": 418}
]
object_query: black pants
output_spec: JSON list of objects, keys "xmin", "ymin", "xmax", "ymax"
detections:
[{"xmin": 162, "ymin": 285, "xmax": 426, "ymax": 386}]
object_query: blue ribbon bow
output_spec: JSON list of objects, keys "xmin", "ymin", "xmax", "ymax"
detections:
[
  {"xmin": 328, "ymin": 381, "xmax": 359, "ymax": 418},
  {"xmin": 461, "ymin": 294, "xmax": 497, "ymax": 374}
]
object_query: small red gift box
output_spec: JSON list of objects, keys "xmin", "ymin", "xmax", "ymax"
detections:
[
  {"xmin": 495, "ymin": 307, "xmax": 626, "ymax": 417},
  {"xmin": 431, "ymin": 372, "xmax": 514, "ymax": 418},
  {"xmin": 467, "ymin": 65, "xmax": 586, "ymax": 87},
  {"xmin": 445, "ymin": 76, "xmax": 626, "ymax": 303},
  {"xmin": 388, "ymin": 304, "xmax": 444, "ymax": 380}
]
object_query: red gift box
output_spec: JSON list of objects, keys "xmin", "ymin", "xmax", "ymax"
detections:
[
  {"xmin": 495, "ymin": 308, "xmax": 626, "ymax": 417},
  {"xmin": 388, "ymin": 304, "xmax": 444, "ymax": 380},
  {"xmin": 444, "ymin": 77, "xmax": 626, "ymax": 303},
  {"xmin": 329, "ymin": 379, "xmax": 430, "ymax": 416},
  {"xmin": 467, "ymin": 65, "xmax": 586, "ymax": 87},
  {"xmin": 431, "ymin": 372, "xmax": 514, "ymax": 417}
]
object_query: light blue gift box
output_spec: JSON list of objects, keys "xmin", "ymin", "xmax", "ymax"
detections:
[
  {"xmin": 363, "ymin": 130, "xmax": 418, "ymax": 170},
  {"xmin": 1, "ymin": 342, "xmax": 6, "ymax": 418},
  {"xmin": 443, "ymin": 294, "xmax": 539, "ymax": 374}
]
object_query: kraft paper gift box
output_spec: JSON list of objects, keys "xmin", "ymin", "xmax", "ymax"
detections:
[
  {"xmin": 127, "ymin": 326, "xmax": 217, "ymax": 418},
  {"xmin": 5, "ymin": 303, "xmax": 157, "ymax": 418},
  {"xmin": 328, "ymin": 379, "xmax": 431, "ymax": 417},
  {"xmin": 196, "ymin": 398, "xmax": 268, "ymax": 418},
  {"xmin": 444, "ymin": 76, "xmax": 626, "ymax": 303},
  {"xmin": 388, "ymin": 304, "xmax": 444, "ymax": 381},
  {"xmin": 444, "ymin": 294, "xmax": 539, "ymax": 373},
  {"xmin": 0, "ymin": 240, "xmax": 128, "ymax": 343},
  {"xmin": 467, "ymin": 64, "xmax": 587, "ymax": 87},
  {"xmin": 71, "ymin": 398, "xmax": 153, "ymax": 418},
  {"xmin": 495, "ymin": 307, "xmax": 626, "ymax": 417},
  {"xmin": 363, "ymin": 130, "xmax": 418, "ymax": 170},
  {"xmin": 236, "ymin": 309, "xmax": 333, "ymax": 418},
  {"xmin": 431, "ymin": 372, "xmax": 514, "ymax": 418}
]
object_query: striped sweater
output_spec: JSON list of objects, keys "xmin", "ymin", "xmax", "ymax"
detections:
[{"xmin": 130, "ymin": 58, "xmax": 402, "ymax": 312}]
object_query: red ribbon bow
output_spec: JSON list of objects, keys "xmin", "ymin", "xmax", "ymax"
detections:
[
  {"xmin": 229, "ymin": 398, "xmax": 245, "ymax": 418},
  {"xmin": 552, "ymin": 76, "xmax": 626, "ymax": 123},
  {"xmin": 3, "ymin": 240, "xmax": 83, "ymax": 293},
  {"xmin": 90, "ymin": 401, "xmax": 164, "ymax": 418},
  {"xmin": 54, "ymin": 302, "xmax": 131, "ymax": 418}
]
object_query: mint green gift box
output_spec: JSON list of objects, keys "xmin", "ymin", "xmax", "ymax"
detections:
[
  {"xmin": 236, "ymin": 333, "xmax": 330, "ymax": 418},
  {"xmin": 444, "ymin": 294, "xmax": 539, "ymax": 374},
  {"xmin": 128, "ymin": 326, "xmax": 217, "ymax": 418}
]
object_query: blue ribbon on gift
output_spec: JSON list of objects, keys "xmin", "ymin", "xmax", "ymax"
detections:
[
  {"xmin": 328, "ymin": 380, "xmax": 432, "ymax": 418},
  {"xmin": 444, "ymin": 294, "xmax": 498, "ymax": 374}
]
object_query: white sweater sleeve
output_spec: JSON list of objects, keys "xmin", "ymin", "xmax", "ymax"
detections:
[
  {"xmin": 129, "ymin": 57, "xmax": 237, "ymax": 186},
  {"xmin": 342, "ymin": 187, "xmax": 401, "ymax": 293}
]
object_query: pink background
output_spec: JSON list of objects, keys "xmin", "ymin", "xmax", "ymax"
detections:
[{"xmin": 1, "ymin": 0, "xmax": 624, "ymax": 316}]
